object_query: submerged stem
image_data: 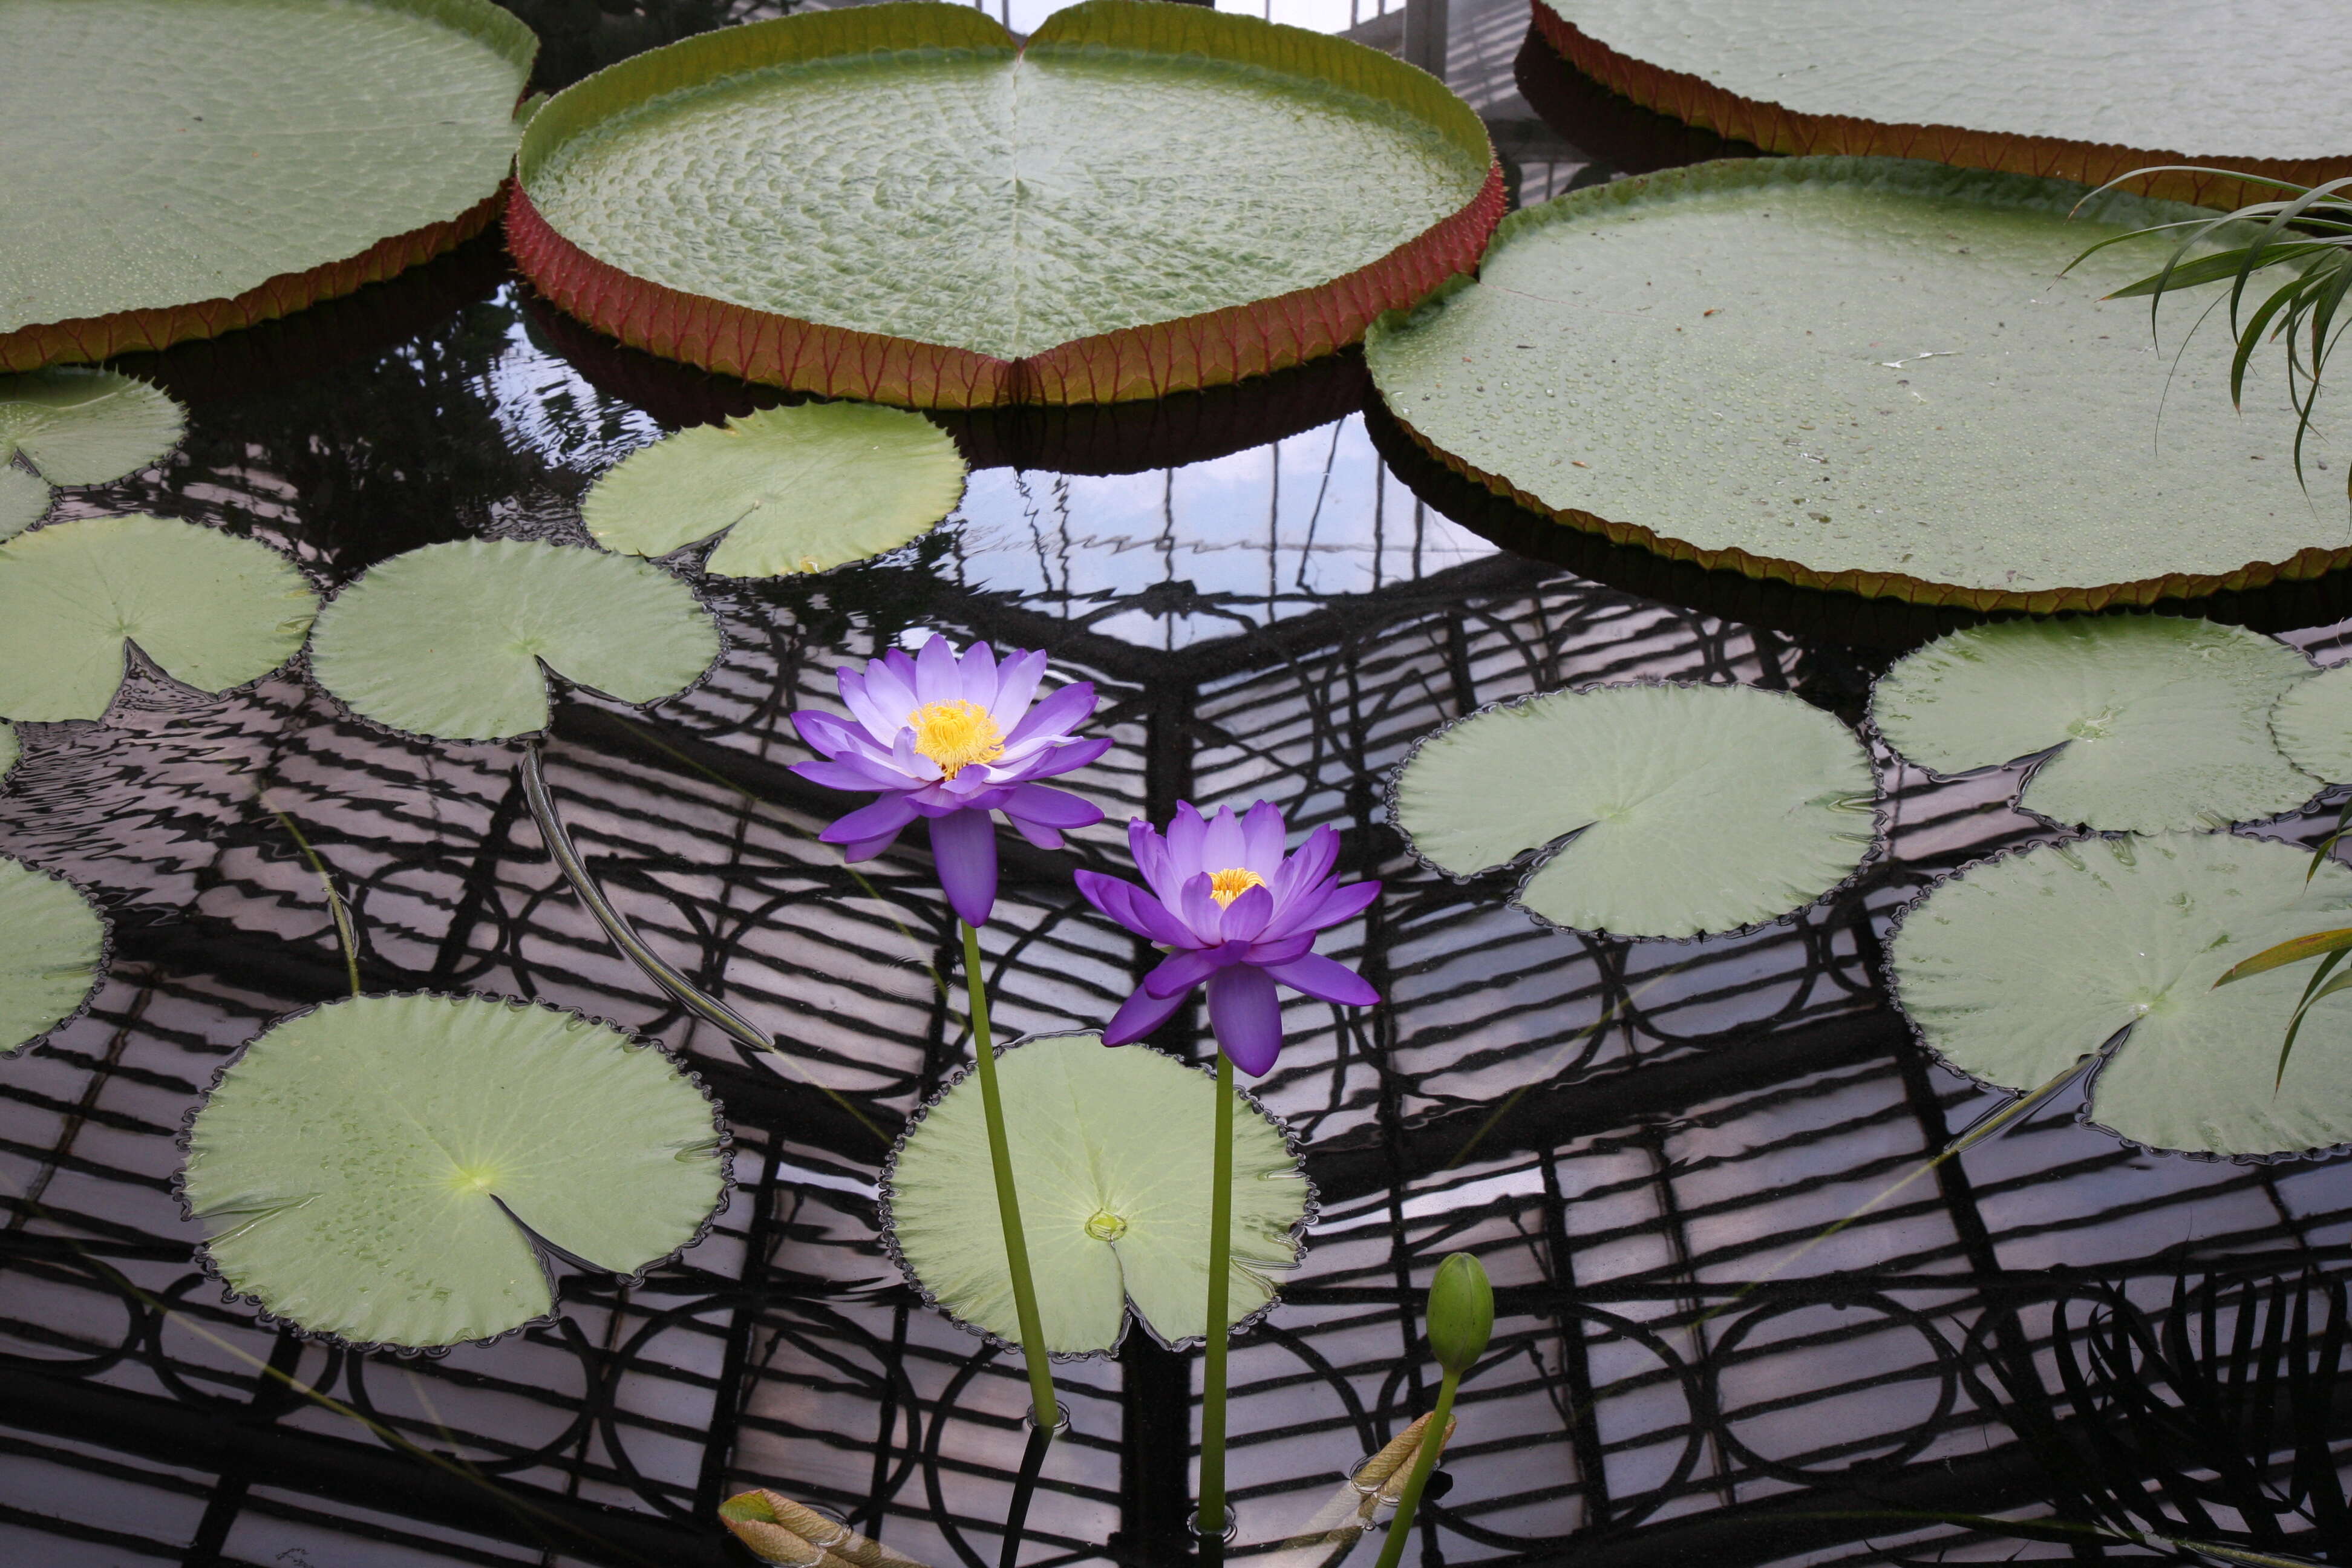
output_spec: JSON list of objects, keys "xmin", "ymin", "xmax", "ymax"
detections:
[
  {"xmin": 1198, "ymin": 1050, "xmax": 1236, "ymax": 1540},
  {"xmin": 1371, "ymin": 1370, "xmax": 1459, "ymax": 1568},
  {"xmin": 961, "ymin": 919, "xmax": 1059, "ymax": 1436}
]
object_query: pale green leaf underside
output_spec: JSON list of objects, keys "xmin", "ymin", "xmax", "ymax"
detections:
[
  {"xmin": 1, "ymin": 0, "xmax": 529, "ymax": 333},
  {"xmin": 0, "ymin": 855, "xmax": 106, "ymax": 1054},
  {"xmin": 181, "ymin": 993, "xmax": 727, "ymax": 1350},
  {"xmin": 1891, "ymin": 834, "xmax": 2352, "ymax": 1158},
  {"xmin": 1541, "ymin": 0, "xmax": 2350, "ymax": 164},
  {"xmin": 0, "ymin": 368, "xmax": 186, "ymax": 484},
  {"xmin": 0, "ymin": 468, "xmax": 43, "ymax": 540},
  {"xmin": 584, "ymin": 403, "xmax": 965, "ymax": 578},
  {"xmin": 1392, "ymin": 683, "xmax": 1878, "ymax": 939},
  {"xmin": 0, "ymin": 516, "xmax": 319, "ymax": 722},
  {"xmin": 2272, "ymin": 662, "xmax": 2352, "ymax": 785},
  {"xmin": 526, "ymin": 42, "xmax": 1485, "ymax": 361},
  {"xmin": 887, "ymin": 1034, "xmax": 1307, "ymax": 1354},
  {"xmin": 1364, "ymin": 158, "xmax": 2352, "ymax": 602},
  {"xmin": 307, "ymin": 540, "xmax": 722, "ymax": 742},
  {"xmin": 1872, "ymin": 618, "xmax": 2320, "ymax": 833}
]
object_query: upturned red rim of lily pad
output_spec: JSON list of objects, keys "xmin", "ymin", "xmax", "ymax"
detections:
[{"xmin": 506, "ymin": 0, "xmax": 1505, "ymax": 409}]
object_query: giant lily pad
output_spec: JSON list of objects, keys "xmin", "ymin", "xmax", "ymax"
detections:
[
  {"xmin": 883, "ymin": 1033, "xmax": 1311, "ymax": 1354},
  {"xmin": 180, "ymin": 992, "xmax": 730, "ymax": 1350},
  {"xmin": 0, "ymin": 516, "xmax": 319, "ymax": 722},
  {"xmin": 1, "ymin": 0, "xmax": 535, "ymax": 371},
  {"xmin": 1871, "ymin": 618, "xmax": 2321, "ymax": 833},
  {"xmin": 2272, "ymin": 662, "xmax": 2352, "ymax": 785},
  {"xmin": 1388, "ymin": 682, "xmax": 1879, "ymax": 939},
  {"xmin": 0, "ymin": 855, "xmax": 108, "ymax": 1054},
  {"xmin": 1530, "ymin": 0, "xmax": 2352, "ymax": 210},
  {"xmin": 307, "ymin": 540, "xmax": 722, "ymax": 742},
  {"xmin": 1889, "ymin": 833, "xmax": 2352, "ymax": 1160},
  {"xmin": 1363, "ymin": 157, "xmax": 2352, "ymax": 613},
  {"xmin": 509, "ymin": 0, "xmax": 1502, "ymax": 407},
  {"xmin": 0, "ymin": 368, "xmax": 186, "ymax": 484},
  {"xmin": 582, "ymin": 402, "xmax": 965, "ymax": 577}
]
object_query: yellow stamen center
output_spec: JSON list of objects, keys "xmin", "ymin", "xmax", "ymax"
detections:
[
  {"xmin": 1207, "ymin": 867, "xmax": 1267, "ymax": 908},
  {"xmin": 907, "ymin": 699, "xmax": 1005, "ymax": 779}
]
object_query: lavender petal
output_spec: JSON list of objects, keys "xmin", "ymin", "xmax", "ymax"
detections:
[
  {"xmin": 929, "ymin": 807, "xmax": 999, "ymax": 927},
  {"xmin": 1264, "ymin": 952, "xmax": 1378, "ymax": 1007},
  {"xmin": 1206, "ymin": 964, "xmax": 1284, "ymax": 1077}
]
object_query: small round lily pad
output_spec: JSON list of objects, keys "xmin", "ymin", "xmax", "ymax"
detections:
[
  {"xmin": 883, "ymin": 1033, "xmax": 1311, "ymax": 1355},
  {"xmin": 180, "ymin": 992, "xmax": 730, "ymax": 1351},
  {"xmin": 583, "ymin": 402, "xmax": 965, "ymax": 577},
  {"xmin": 1389, "ymin": 682, "xmax": 1880, "ymax": 939},
  {"xmin": 1872, "ymin": 618, "xmax": 2321, "ymax": 833},
  {"xmin": 0, "ymin": 368, "xmax": 186, "ymax": 484},
  {"xmin": 0, "ymin": 854, "xmax": 108, "ymax": 1054},
  {"xmin": 2273, "ymin": 662, "xmax": 2352, "ymax": 785},
  {"xmin": 1890, "ymin": 833, "xmax": 2352, "ymax": 1160},
  {"xmin": 307, "ymin": 540, "xmax": 723, "ymax": 742},
  {"xmin": 0, "ymin": 515, "xmax": 319, "ymax": 722}
]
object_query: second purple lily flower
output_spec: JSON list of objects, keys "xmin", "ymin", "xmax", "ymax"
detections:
[
  {"xmin": 789, "ymin": 638, "xmax": 1110, "ymax": 927},
  {"xmin": 1076, "ymin": 800, "xmax": 1380, "ymax": 1076}
]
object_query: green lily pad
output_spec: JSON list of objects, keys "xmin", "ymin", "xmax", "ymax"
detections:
[
  {"xmin": 180, "ymin": 992, "xmax": 730, "ymax": 1350},
  {"xmin": 582, "ymin": 402, "xmax": 965, "ymax": 577},
  {"xmin": 1364, "ymin": 157, "xmax": 2352, "ymax": 612},
  {"xmin": 512, "ymin": 0, "xmax": 1499, "ymax": 405},
  {"xmin": 0, "ymin": 368, "xmax": 186, "ymax": 484},
  {"xmin": 1889, "ymin": 832, "xmax": 2352, "ymax": 1160},
  {"xmin": 307, "ymin": 540, "xmax": 723, "ymax": 742},
  {"xmin": 1532, "ymin": 0, "xmax": 2350, "ymax": 205},
  {"xmin": 883, "ymin": 1033, "xmax": 1311, "ymax": 1355},
  {"xmin": 0, "ymin": 721, "xmax": 16, "ymax": 781},
  {"xmin": 1389, "ymin": 682, "xmax": 1880, "ymax": 939},
  {"xmin": 0, "ymin": 855, "xmax": 108, "ymax": 1054},
  {"xmin": 1871, "ymin": 618, "xmax": 2320, "ymax": 834},
  {"xmin": 0, "ymin": 515, "xmax": 319, "ymax": 722},
  {"xmin": 2, "ymin": 0, "xmax": 535, "ymax": 369},
  {"xmin": 0, "ymin": 468, "xmax": 42, "ymax": 540},
  {"xmin": 2272, "ymin": 662, "xmax": 2352, "ymax": 785}
]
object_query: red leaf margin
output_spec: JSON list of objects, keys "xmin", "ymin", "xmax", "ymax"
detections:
[
  {"xmin": 506, "ymin": 0, "xmax": 1506, "ymax": 410},
  {"xmin": 1529, "ymin": 0, "xmax": 2352, "ymax": 214}
]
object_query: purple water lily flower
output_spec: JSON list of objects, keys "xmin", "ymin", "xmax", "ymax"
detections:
[
  {"xmin": 1074, "ymin": 800, "xmax": 1380, "ymax": 1076},
  {"xmin": 789, "ymin": 638, "xmax": 1109, "ymax": 927}
]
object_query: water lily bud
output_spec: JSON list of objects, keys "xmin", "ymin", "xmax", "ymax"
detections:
[{"xmin": 1425, "ymin": 1252, "xmax": 1493, "ymax": 1376}]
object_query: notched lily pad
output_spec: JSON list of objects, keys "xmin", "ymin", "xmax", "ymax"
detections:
[
  {"xmin": 1889, "ymin": 833, "xmax": 2352, "ymax": 1160},
  {"xmin": 1388, "ymin": 681, "xmax": 1880, "ymax": 939},
  {"xmin": 178, "ymin": 992, "xmax": 731, "ymax": 1351},
  {"xmin": 0, "ymin": 515, "xmax": 319, "ymax": 722},
  {"xmin": 0, "ymin": 854, "xmax": 109, "ymax": 1054},
  {"xmin": 882, "ymin": 1033, "xmax": 1312, "ymax": 1355},
  {"xmin": 583, "ymin": 402, "xmax": 965, "ymax": 577},
  {"xmin": 0, "ymin": 368, "xmax": 186, "ymax": 484},
  {"xmin": 2272, "ymin": 661, "xmax": 2352, "ymax": 785},
  {"xmin": 306, "ymin": 540, "xmax": 723, "ymax": 742},
  {"xmin": 1872, "ymin": 617, "xmax": 2320, "ymax": 833}
]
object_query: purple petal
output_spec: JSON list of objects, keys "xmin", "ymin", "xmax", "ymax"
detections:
[
  {"xmin": 836, "ymin": 670, "xmax": 901, "ymax": 745},
  {"xmin": 1001, "ymin": 782, "xmax": 1101, "ymax": 829},
  {"xmin": 791, "ymin": 708, "xmax": 860, "ymax": 757},
  {"xmin": 1130, "ymin": 820, "xmax": 1178, "ymax": 901},
  {"xmin": 1145, "ymin": 946, "xmax": 1227, "ymax": 999},
  {"xmin": 840, "ymin": 830, "xmax": 905, "ymax": 862},
  {"xmin": 867, "ymin": 655, "xmax": 920, "ymax": 724},
  {"xmin": 791, "ymin": 758, "xmax": 898, "ymax": 792},
  {"xmin": 990, "ymin": 648, "xmax": 1047, "ymax": 725},
  {"xmin": 958, "ymin": 641, "xmax": 998, "ymax": 704},
  {"xmin": 1002, "ymin": 681, "xmax": 1096, "ymax": 749},
  {"xmin": 892, "ymin": 728, "xmax": 939, "ymax": 781},
  {"xmin": 1202, "ymin": 806, "xmax": 1247, "ymax": 873},
  {"xmin": 1102, "ymin": 983, "xmax": 1186, "ymax": 1047},
  {"xmin": 1005, "ymin": 815, "xmax": 1063, "ymax": 851},
  {"xmin": 914, "ymin": 635, "xmax": 961, "ymax": 705},
  {"xmin": 1241, "ymin": 800, "xmax": 1287, "ymax": 875},
  {"xmin": 1264, "ymin": 952, "xmax": 1378, "ymax": 1007},
  {"xmin": 1220, "ymin": 881, "xmax": 1275, "ymax": 943},
  {"xmin": 1207, "ymin": 965, "xmax": 1284, "ymax": 1076},
  {"xmin": 1272, "ymin": 825, "xmax": 1339, "ymax": 901},
  {"xmin": 1178, "ymin": 872, "xmax": 1226, "ymax": 944},
  {"xmin": 1166, "ymin": 803, "xmax": 1208, "ymax": 878},
  {"xmin": 999, "ymin": 732, "xmax": 1112, "ymax": 777},
  {"xmin": 1077, "ymin": 871, "xmax": 1196, "ymax": 949},
  {"xmin": 1266, "ymin": 877, "xmax": 1380, "ymax": 942},
  {"xmin": 1244, "ymin": 933, "xmax": 1316, "ymax": 966},
  {"xmin": 929, "ymin": 808, "xmax": 998, "ymax": 927},
  {"xmin": 820, "ymin": 794, "xmax": 918, "ymax": 847}
]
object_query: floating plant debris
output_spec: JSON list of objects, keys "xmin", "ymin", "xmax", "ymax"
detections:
[
  {"xmin": 179, "ymin": 993, "xmax": 729, "ymax": 1350},
  {"xmin": 1388, "ymin": 681, "xmax": 1879, "ymax": 939},
  {"xmin": 583, "ymin": 402, "xmax": 966, "ymax": 577},
  {"xmin": 510, "ymin": 0, "xmax": 1501, "ymax": 406},
  {"xmin": 0, "ymin": 515, "xmax": 318, "ymax": 722},
  {"xmin": 884, "ymin": 1033, "xmax": 1310, "ymax": 1354},
  {"xmin": 1872, "ymin": 617, "xmax": 2320, "ymax": 833},
  {"xmin": 306, "ymin": 540, "xmax": 722, "ymax": 742},
  {"xmin": 1364, "ymin": 157, "xmax": 2351, "ymax": 611},
  {"xmin": 1890, "ymin": 833, "xmax": 2352, "ymax": 1160}
]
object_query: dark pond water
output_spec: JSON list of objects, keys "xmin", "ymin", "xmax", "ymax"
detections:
[{"xmin": 7, "ymin": 14, "xmax": 2352, "ymax": 1568}]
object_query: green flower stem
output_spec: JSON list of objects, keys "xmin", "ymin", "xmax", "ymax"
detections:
[
  {"xmin": 1198, "ymin": 1049, "xmax": 1236, "ymax": 1540},
  {"xmin": 1372, "ymin": 1368, "xmax": 1460, "ymax": 1568},
  {"xmin": 961, "ymin": 920, "xmax": 1059, "ymax": 1435}
]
